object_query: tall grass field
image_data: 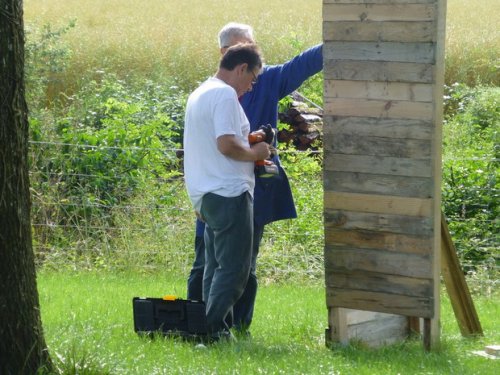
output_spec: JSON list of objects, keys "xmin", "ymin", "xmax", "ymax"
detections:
[{"xmin": 24, "ymin": 0, "xmax": 499, "ymax": 95}]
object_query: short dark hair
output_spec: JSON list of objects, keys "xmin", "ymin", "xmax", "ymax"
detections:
[{"xmin": 219, "ymin": 43, "xmax": 262, "ymax": 72}]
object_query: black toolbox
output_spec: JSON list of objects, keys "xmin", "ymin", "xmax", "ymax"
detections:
[{"xmin": 132, "ymin": 296, "xmax": 208, "ymax": 338}]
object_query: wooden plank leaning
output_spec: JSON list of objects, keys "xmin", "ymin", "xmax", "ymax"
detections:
[{"xmin": 440, "ymin": 212, "xmax": 483, "ymax": 336}]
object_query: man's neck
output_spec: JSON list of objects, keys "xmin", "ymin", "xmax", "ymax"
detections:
[{"xmin": 215, "ymin": 69, "xmax": 238, "ymax": 92}]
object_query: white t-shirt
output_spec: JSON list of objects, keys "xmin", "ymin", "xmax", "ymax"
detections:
[{"xmin": 184, "ymin": 77, "xmax": 254, "ymax": 212}]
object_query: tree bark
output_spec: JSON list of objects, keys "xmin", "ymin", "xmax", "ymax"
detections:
[{"xmin": 0, "ymin": 0, "xmax": 53, "ymax": 373}]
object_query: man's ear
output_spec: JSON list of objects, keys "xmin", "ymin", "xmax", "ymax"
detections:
[{"xmin": 238, "ymin": 63, "xmax": 248, "ymax": 75}]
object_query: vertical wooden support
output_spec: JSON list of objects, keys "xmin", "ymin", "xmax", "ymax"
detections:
[
  {"xmin": 429, "ymin": 0, "xmax": 447, "ymax": 350},
  {"xmin": 323, "ymin": 0, "xmax": 447, "ymax": 350},
  {"xmin": 327, "ymin": 307, "xmax": 349, "ymax": 345}
]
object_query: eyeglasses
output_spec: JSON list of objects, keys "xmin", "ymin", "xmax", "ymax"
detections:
[{"xmin": 251, "ymin": 71, "xmax": 258, "ymax": 85}]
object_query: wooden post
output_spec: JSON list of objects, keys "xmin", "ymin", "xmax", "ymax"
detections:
[{"xmin": 323, "ymin": 0, "xmax": 447, "ymax": 350}]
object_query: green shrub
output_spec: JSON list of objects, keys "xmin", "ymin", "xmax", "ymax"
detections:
[
  {"xmin": 442, "ymin": 84, "xmax": 499, "ymax": 272},
  {"xmin": 25, "ymin": 21, "xmax": 75, "ymax": 109},
  {"xmin": 29, "ymin": 74, "xmax": 188, "ymax": 264}
]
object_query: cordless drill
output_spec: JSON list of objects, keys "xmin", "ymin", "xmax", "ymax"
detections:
[{"xmin": 248, "ymin": 124, "xmax": 279, "ymax": 178}]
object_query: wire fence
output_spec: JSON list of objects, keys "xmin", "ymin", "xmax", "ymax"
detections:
[{"xmin": 29, "ymin": 140, "xmax": 498, "ymax": 284}]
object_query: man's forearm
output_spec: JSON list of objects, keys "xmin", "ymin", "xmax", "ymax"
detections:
[{"xmin": 217, "ymin": 135, "xmax": 270, "ymax": 161}]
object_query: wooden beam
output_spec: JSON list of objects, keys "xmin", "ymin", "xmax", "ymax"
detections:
[
  {"xmin": 441, "ymin": 213, "xmax": 483, "ymax": 336},
  {"xmin": 327, "ymin": 307, "xmax": 349, "ymax": 345},
  {"xmin": 324, "ymin": 41, "xmax": 435, "ymax": 63},
  {"xmin": 324, "ymin": 80, "xmax": 434, "ymax": 102},
  {"xmin": 323, "ymin": 3, "xmax": 436, "ymax": 22},
  {"xmin": 323, "ymin": 171, "xmax": 433, "ymax": 198},
  {"xmin": 324, "ymin": 191, "xmax": 432, "ymax": 217},
  {"xmin": 324, "ymin": 21, "xmax": 436, "ymax": 42},
  {"xmin": 324, "ymin": 60, "xmax": 434, "ymax": 83}
]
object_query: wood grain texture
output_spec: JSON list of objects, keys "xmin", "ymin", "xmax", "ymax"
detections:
[
  {"xmin": 324, "ymin": 41, "xmax": 435, "ymax": 63},
  {"xmin": 326, "ymin": 288, "xmax": 434, "ymax": 317},
  {"xmin": 347, "ymin": 313, "xmax": 409, "ymax": 347},
  {"xmin": 324, "ymin": 227, "xmax": 433, "ymax": 254},
  {"xmin": 323, "ymin": 171, "xmax": 433, "ymax": 198},
  {"xmin": 324, "ymin": 191, "xmax": 432, "ymax": 216},
  {"xmin": 324, "ymin": 246, "xmax": 433, "ymax": 278},
  {"xmin": 324, "ymin": 0, "xmax": 436, "ymax": 5},
  {"xmin": 323, "ymin": 0, "xmax": 444, "ymax": 347},
  {"xmin": 324, "ymin": 3, "xmax": 435, "ymax": 22},
  {"xmin": 324, "ymin": 209, "xmax": 433, "ymax": 235},
  {"xmin": 324, "ymin": 97, "xmax": 434, "ymax": 120},
  {"xmin": 324, "ymin": 80, "xmax": 433, "ymax": 102},
  {"xmin": 323, "ymin": 133, "xmax": 432, "ymax": 158},
  {"xmin": 325, "ymin": 269, "xmax": 433, "ymax": 297},
  {"xmin": 324, "ymin": 60, "xmax": 434, "ymax": 83},
  {"xmin": 324, "ymin": 21, "xmax": 436, "ymax": 42},
  {"xmin": 322, "ymin": 116, "xmax": 433, "ymax": 140},
  {"xmin": 323, "ymin": 152, "xmax": 432, "ymax": 177}
]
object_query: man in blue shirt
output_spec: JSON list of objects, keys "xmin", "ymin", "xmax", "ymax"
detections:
[{"xmin": 187, "ymin": 22, "xmax": 323, "ymax": 333}]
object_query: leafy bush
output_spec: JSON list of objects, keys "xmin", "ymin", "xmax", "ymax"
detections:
[
  {"xmin": 31, "ymin": 75, "xmax": 186, "ymax": 224},
  {"xmin": 442, "ymin": 84, "xmax": 499, "ymax": 272},
  {"xmin": 25, "ymin": 21, "xmax": 76, "ymax": 109}
]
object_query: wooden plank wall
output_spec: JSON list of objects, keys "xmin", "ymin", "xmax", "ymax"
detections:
[{"xmin": 323, "ymin": 0, "xmax": 446, "ymax": 347}]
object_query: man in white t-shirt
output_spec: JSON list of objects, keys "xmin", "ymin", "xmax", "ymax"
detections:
[{"xmin": 183, "ymin": 43, "xmax": 270, "ymax": 340}]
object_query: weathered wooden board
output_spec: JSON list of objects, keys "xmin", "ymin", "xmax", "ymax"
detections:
[
  {"xmin": 327, "ymin": 308, "xmax": 409, "ymax": 348},
  {"xmin": 323, "ymin": 3, "xmax": 436, "ymax": 22},
  {"xmin": 324, "ymin": 60, "xmax": 434, "ymax": 82},
  {"xmin": 324, "ymin": 98, "xmax": 434, "ymax": 120},
  {"xmin": 324, "ymin": 0, "xmax": 435, "ymax": 3},
  {"xmin": 347, "ymin": 313, "xmax": 409, "ymax": 346},
  {"xmin": 324, "ymin": 191, "xmax": 432, "ymax": 216},
  {"xmin": 324, "ymin": 210, "xmax": 433, "ymax": 235},
  {"xmin": 323, "ymin": 171, "xmax": 433, "ymax": 198},
  {"xmin": 324, "ymin": 247, "xmax": 433, "ymax": 278},
  {"xmin": 323, "ymin": 153, "xmax": 432, "ymax": 177},
  {"xmin": 323, "ymin": 134, "xmax": 432, "ymax": 158},
  {"xmin": 441, "ymin": 214, "xmax": 483, "ymax": 336},
  {"xmin": 324, "ymin": 81, "xmax": 433, "ymax": 102},
  {"xmin": 323, "ymin": 116, "xmax": 433, "ymax": 140},
  {"xmin": 326, "ymin": 288, "xmax": 434, "ymax": 318},
  {"xmin": 325, "ymin": 269, "xmax": 433, "ymax": 297},
  {"xmin": 324, "ymin": 21, "xmax": 436, "ymax": 42},
  {"xmin": 324, "ymin": 227, "xmax": 433, "ymax": 254},
  {"xmin": 324, "ymin": 41, "xmax": 435, "ymax": 63}
]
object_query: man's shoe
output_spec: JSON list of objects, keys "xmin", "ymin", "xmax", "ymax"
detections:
[{"xmin": 205, "ymin": 329, "xmax": 237, "ymax": 344}]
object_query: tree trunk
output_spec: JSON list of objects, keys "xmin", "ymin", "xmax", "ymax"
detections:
[{"xmin": 0, "ymin": 0, "xmax": 53, "ymax": 373}]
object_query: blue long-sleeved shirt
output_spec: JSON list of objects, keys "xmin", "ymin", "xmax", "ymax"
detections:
[
  {"xmin": 196, "ymin": 44, "xmax": 323, "ymax": 235},
  {"xmin": 243, "ymin": 44, "xmax": 323, "ymax": 226}
]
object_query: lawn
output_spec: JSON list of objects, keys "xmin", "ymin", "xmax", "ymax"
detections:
[{"xmin": 38, "ymin": 271, "xmax": 499, "ymax": 374}]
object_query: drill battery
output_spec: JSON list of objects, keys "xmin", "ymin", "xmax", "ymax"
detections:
[
  {"xmin": 132, "ymin": 296, "xmax": 208, "ymax": 339},
  {"xmin": 255, "ymin": 159, "xmax": 279, "ymax": 178}
]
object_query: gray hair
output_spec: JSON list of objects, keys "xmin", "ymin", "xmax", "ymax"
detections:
[{"xmin": 218, "ymin": 22, "xmax": 254, "ymax": 48}]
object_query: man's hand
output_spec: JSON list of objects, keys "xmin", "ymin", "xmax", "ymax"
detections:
[{"xmin": 250, "ymin": 141, "xmax": 271, "ymax": 160}]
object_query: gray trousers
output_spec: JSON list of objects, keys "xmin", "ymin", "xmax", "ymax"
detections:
[{"xmin": 200, "ymin": 191, "xmax": 253, "ymax": 333}]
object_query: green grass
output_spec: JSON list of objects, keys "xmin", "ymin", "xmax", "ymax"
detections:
[{"xmin": 38, "ymin": 271, "xmax": 499, "ymax": 374}]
